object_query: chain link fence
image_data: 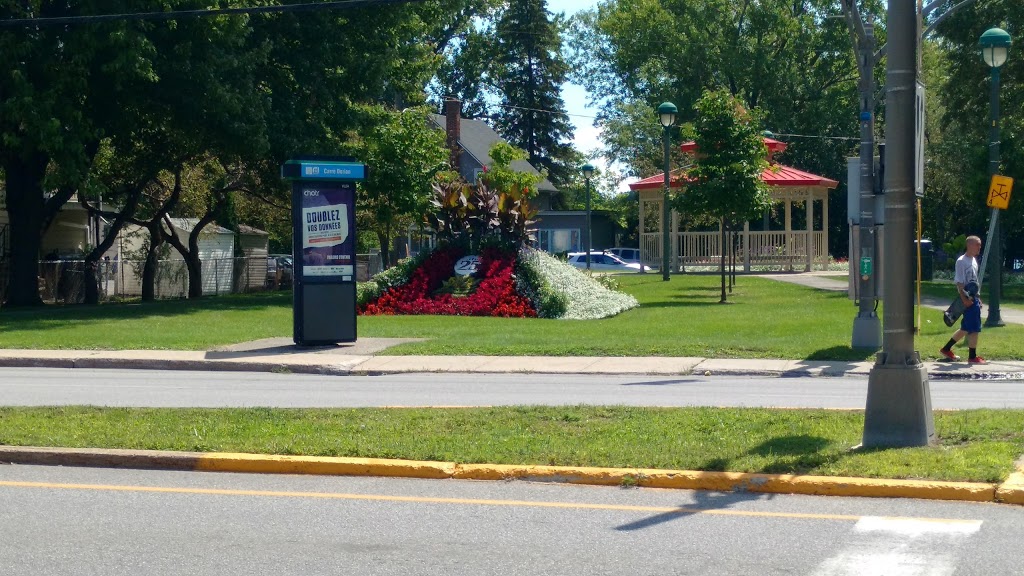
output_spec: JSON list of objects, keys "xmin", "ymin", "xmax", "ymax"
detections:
[{"xmin": 0, "ymin": 253, "xmax": 383, "ymax": 304}]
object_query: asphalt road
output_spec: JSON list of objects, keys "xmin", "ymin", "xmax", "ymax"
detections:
[
  {"xmin": 2, "ymin": 367, "xmax": 1024, "ymax": 409},
  {"xmin": 1, "ymin": 464, "xmax": 1021, "ymax": 576}
]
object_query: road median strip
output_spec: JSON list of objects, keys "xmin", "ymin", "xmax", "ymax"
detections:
[{"xmin": 0, "ymin": 445, "xmax": 1013, "ymax": 504}]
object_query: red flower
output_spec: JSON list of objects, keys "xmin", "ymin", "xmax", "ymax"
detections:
[{"xmin": 360, "ymin": 246, "xmax": 536, "ymax": 318}]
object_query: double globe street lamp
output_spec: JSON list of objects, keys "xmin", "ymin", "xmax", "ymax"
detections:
[
  {"xmin": 980, "ymin": 27, "xmax": 1011, "ymax": 327},
  {"xmin": 658, "ymin": 101, "xmax": 678, "ymax": 281},
  {"xmin": 582, "ymin": 163, "xmax": 595, "ymax": 270}
]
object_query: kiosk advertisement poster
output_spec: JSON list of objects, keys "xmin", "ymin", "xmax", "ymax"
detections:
[{"xmin": 300, "ymin": 183, "xmax": 356, "ymax": 281}]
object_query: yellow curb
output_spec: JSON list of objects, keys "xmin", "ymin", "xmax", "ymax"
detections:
[
  {"xmin": 193, "ymin": 453, "xmax": 454, "ymax": 479},
  {"xmin": 453, "ymin": 463, "xmax": 634, "ymax": 486},
  {"xmin": 0, "ymin": 446, "xmax": 1011, "ymax": 504},
  {"xmin": 996, "ymin": 471, "xmax": 1024, "ymax": 505},
  {"xmin": 635, "ymin": 469, "xmax": 996, "ymax": 502},
  {"xmin": 451, "ymin": 463, "xmax": 995, "ymax": 502}
]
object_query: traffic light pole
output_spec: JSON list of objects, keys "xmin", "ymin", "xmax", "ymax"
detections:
[{"xmin": 851, "ymin": 22, "xmax": 882, "ymax": 349}]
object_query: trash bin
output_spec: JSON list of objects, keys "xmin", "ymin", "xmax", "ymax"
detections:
[{"xmin": 915, "ymin": 239, "xmax": 933, "ymax": 281}]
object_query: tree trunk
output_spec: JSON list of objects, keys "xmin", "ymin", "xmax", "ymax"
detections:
[
  {"xmin": 720, "ymin": 218, "xmax": 727, "ymax": 303},
  {"xmin": 2, "ymin": 153, "xmax": 49, "ymax": 307},
  {"xmin": 141, "ymin": 222, "xmax": 164, "ymax": 302},
  {"xmin": 83, "ymin": 258, "xmax": 100, "ymax": 305},
  {"xmin": 83, "ymin": 209, "xmax": 134, "ymax": 305},
  {"xmin": 377, "ymin": 230, "xmax": 391, "ymax": 269}
]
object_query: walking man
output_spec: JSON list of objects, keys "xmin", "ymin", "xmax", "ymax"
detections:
[{"xmin": 940, "ymin": 235, "xmax": 985, "ymax": 363}]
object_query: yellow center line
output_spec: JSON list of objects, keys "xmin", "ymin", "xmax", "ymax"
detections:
[{"xmin": 0, "ymin": 480, "xmax": 980, "ymax": 525}]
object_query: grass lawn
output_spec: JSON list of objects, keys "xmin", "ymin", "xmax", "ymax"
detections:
[
  {"xmin": 0, "ymin": 406, "xmax": 1021, "ymax": 483},
  {"xmin": 0, "ymin": 292, "xmax": 292, "ymax": 350},
  {"xmin": 2, "ymin": 275, "xmax": 1022, "ymax": 360},
  {"xmin": 919, "ymin": 279, "xmax": 1024, "ymax": 311}
]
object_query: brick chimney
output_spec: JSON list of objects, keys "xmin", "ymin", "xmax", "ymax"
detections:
[{"xmin": 444, "ymin": 97, "xmax": 461, "ymax": 170}]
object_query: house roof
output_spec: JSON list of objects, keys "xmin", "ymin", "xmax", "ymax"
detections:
[
  {"xmin": 168, "ymin": 218, "xmax": 233, "ymax": 235},
  {"xmin": 428, "ymin": 113, "xmax": 558, "ymax": 193},
  {"xmin": 237, "ymin": 224, "xmax": 269, "ymax": 236}
]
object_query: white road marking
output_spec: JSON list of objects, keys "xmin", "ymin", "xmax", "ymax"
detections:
[
  {"xmin": 812, "ymin": 516, "xmax": 983, "ymax": 576},
  {"xmin": 855, "ymin": 516, "xmax": 983, "ymax": 536}
]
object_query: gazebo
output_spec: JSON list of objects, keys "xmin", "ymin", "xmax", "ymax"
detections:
[{"xmin": 629, "ymin": 137, "xmax": 839, "ymax": 272}]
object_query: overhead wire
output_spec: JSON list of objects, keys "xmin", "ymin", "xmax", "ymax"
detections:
[{"xmin": 0, "ymin": 0, "xmax": 430, "ymax": 27}]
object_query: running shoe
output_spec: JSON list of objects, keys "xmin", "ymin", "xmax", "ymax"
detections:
[
  {"xmin": 939, "ymin": 349, "xmax": 960, "ymax": 361},
  {"xmin": 968, "ymin": 356, "xmax": 987, "ymax": 365}
]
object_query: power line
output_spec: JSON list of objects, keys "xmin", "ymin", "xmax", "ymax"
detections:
[
  {"xmin": 492, "ymin": 103, "xmax": 861, "ymax": 143},
  {"xmin": 770, "ymin": 133, "xmax": 860, "ymax": 142},
  {"xmin": 0, "ymin": 0, "xmax": 428, "ymax": 27}
]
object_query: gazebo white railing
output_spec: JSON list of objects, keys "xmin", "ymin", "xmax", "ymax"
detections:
[{"xmin": 640, "ymin": 229, "xmax": 828, "ymax": 272}]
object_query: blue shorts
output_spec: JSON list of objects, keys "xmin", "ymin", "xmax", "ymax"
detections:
[{"xmin": 961, "ymin": 301, "xmax": 982, "ymax": 333}]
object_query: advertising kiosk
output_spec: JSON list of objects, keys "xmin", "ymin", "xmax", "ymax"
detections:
[{"xmin": 281, "ymin": 157, "xmax": 366, "ymax": 345}]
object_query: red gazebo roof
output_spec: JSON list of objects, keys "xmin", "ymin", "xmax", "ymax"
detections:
[
  {"xmin": 629, "ymin": 137, "xmax": 839, "ymax": 191},
  {"xmin": 679, "ymin": 136, "xmax": 789, "ymax": 155}
]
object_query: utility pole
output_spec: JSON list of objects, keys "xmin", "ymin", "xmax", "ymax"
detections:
[
  {"xmin": 862, "ymin": 0, "xmax": 934, "ymax": 448},
  {"xmin": 842, "ymin": 0, "xmax": 982, "ymax": 350}
]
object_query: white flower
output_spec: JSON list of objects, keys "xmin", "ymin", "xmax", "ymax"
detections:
[{"xmin": 520, "ymin": 249, "xmax": 638, "ymax": 320}]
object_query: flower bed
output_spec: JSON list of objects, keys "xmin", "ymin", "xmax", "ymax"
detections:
[
  {"xmin": 360, "ymin": 246, "xmax": 536, "ymax": 317},
  {"xmin": 360, "ymin": 246, "xmax": 639, "ymax": 320}
]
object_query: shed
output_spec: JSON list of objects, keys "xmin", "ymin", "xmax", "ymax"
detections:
[
  {"xmin": 118, "ymin": 219, "xmax": 236, "ymax": 297},
  {"xmin": 237, "ymin": 224, "xmax": 269, "ymax": 291}
]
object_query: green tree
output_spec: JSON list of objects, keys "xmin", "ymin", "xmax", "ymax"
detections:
[
  {"xmin": 679, "ymin": 89, "xmax": 772, "ymax": 302},
  {"xmin": 491, "ymin": 0, "xmax": 576, "ymax": 188},
  {"xmin": 933, "ymin": 2, "xmax": 1023, "ymax": 266},
  {"xmin": 350, "ymin": 106, "xmax": 450, "ymax": 268},
  {"xmin": 567, "ymin": 0, "xmax": 866, "ymax": 258},
  {"xmin": 0, "ymin": 1, "xmax": 156, "ymax": 306},
  {"xmin": 2, "ymin": 0, "xmax": 449, "ymax": 306}
]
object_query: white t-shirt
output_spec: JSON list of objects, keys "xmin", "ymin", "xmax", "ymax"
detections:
[{"xmin": 954, "ymin": 253, "xmax": 978, "ymax": 286}]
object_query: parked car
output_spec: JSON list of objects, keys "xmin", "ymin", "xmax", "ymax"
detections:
[
  {"xmin": 267, "ymin": 254, "xmax": 294, "ymax": 287},
  {"xmin": 566, "ymin": 251, "xmax": 654, "ymax": 272},
  {"xmin": 605, "ymin": 247, "xmax": 643, "ymax": 265}
]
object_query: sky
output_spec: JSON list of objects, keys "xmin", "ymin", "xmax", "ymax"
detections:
[{"xmin": 548, "ymin": 0, "xmax": 635, "ymax": 190}]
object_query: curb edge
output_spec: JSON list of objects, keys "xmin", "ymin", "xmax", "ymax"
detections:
[{"xmin": 0, "ymin": 446, "xmax": 1013, "ymax": 505}]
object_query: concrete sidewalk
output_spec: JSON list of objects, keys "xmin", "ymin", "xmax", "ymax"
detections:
[{"xmin": 0, "ymin": 338, "xmax": 1021, "ymax": 379}]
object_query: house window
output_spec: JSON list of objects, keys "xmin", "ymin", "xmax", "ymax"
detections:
[{"xmin": 537, "ymin": 229, "xmax": 580, "ymax": 254}]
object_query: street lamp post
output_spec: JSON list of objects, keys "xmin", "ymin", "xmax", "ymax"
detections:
[
  {"xmin": 980, "ymin": 27, "xmax": 1011, "ymax": 327},
  {"xmin": 658, "ymin": 102, "xmax": 677, "ymax": 282},
  {"xmin": 582, "ymin": 163, "xmax": 595, "ymax": 271}
]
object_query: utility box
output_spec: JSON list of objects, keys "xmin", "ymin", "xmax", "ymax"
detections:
[
  {"xmin": 281, "ymin": 157, "xmax": 367, "ymax": 345},
  {"xmin": 916, "ymin": 239, "xmax": 934, "ymax": 281}
]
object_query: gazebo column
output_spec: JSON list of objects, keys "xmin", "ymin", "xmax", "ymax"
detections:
[
  {"xmin": 805, "ymin": 194, "xmax": 813, "ymax": 272},
  {"xmin": 785, "ymin": 197, "xmax": 793, "ymax": 271},
  {"xmin": 822, "ymin": 190, "xmax": 829, "ymax": 271},
  {"xmin": 671, "ymin": 209, "xmax": 681, "ymax": 273},
  {"xmin": 743, "ymin": 220, "xmax": 750, "ymax": 272},
  {"xmin": 638, "ymin": 195, "xmax": 646, "ymax": 265}
]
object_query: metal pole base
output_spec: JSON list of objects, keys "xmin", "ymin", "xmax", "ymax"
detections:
[
  {"xmin": 863, "ymin": 358, "xmax": 935, "ymax": 448},
  {"xmin": 852, "ymin": 314, "xmax": 882, "ymax": 349},
  {"xmin": 984, "ymin": 315, "xmax": 1005, "ymax": 328}
]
